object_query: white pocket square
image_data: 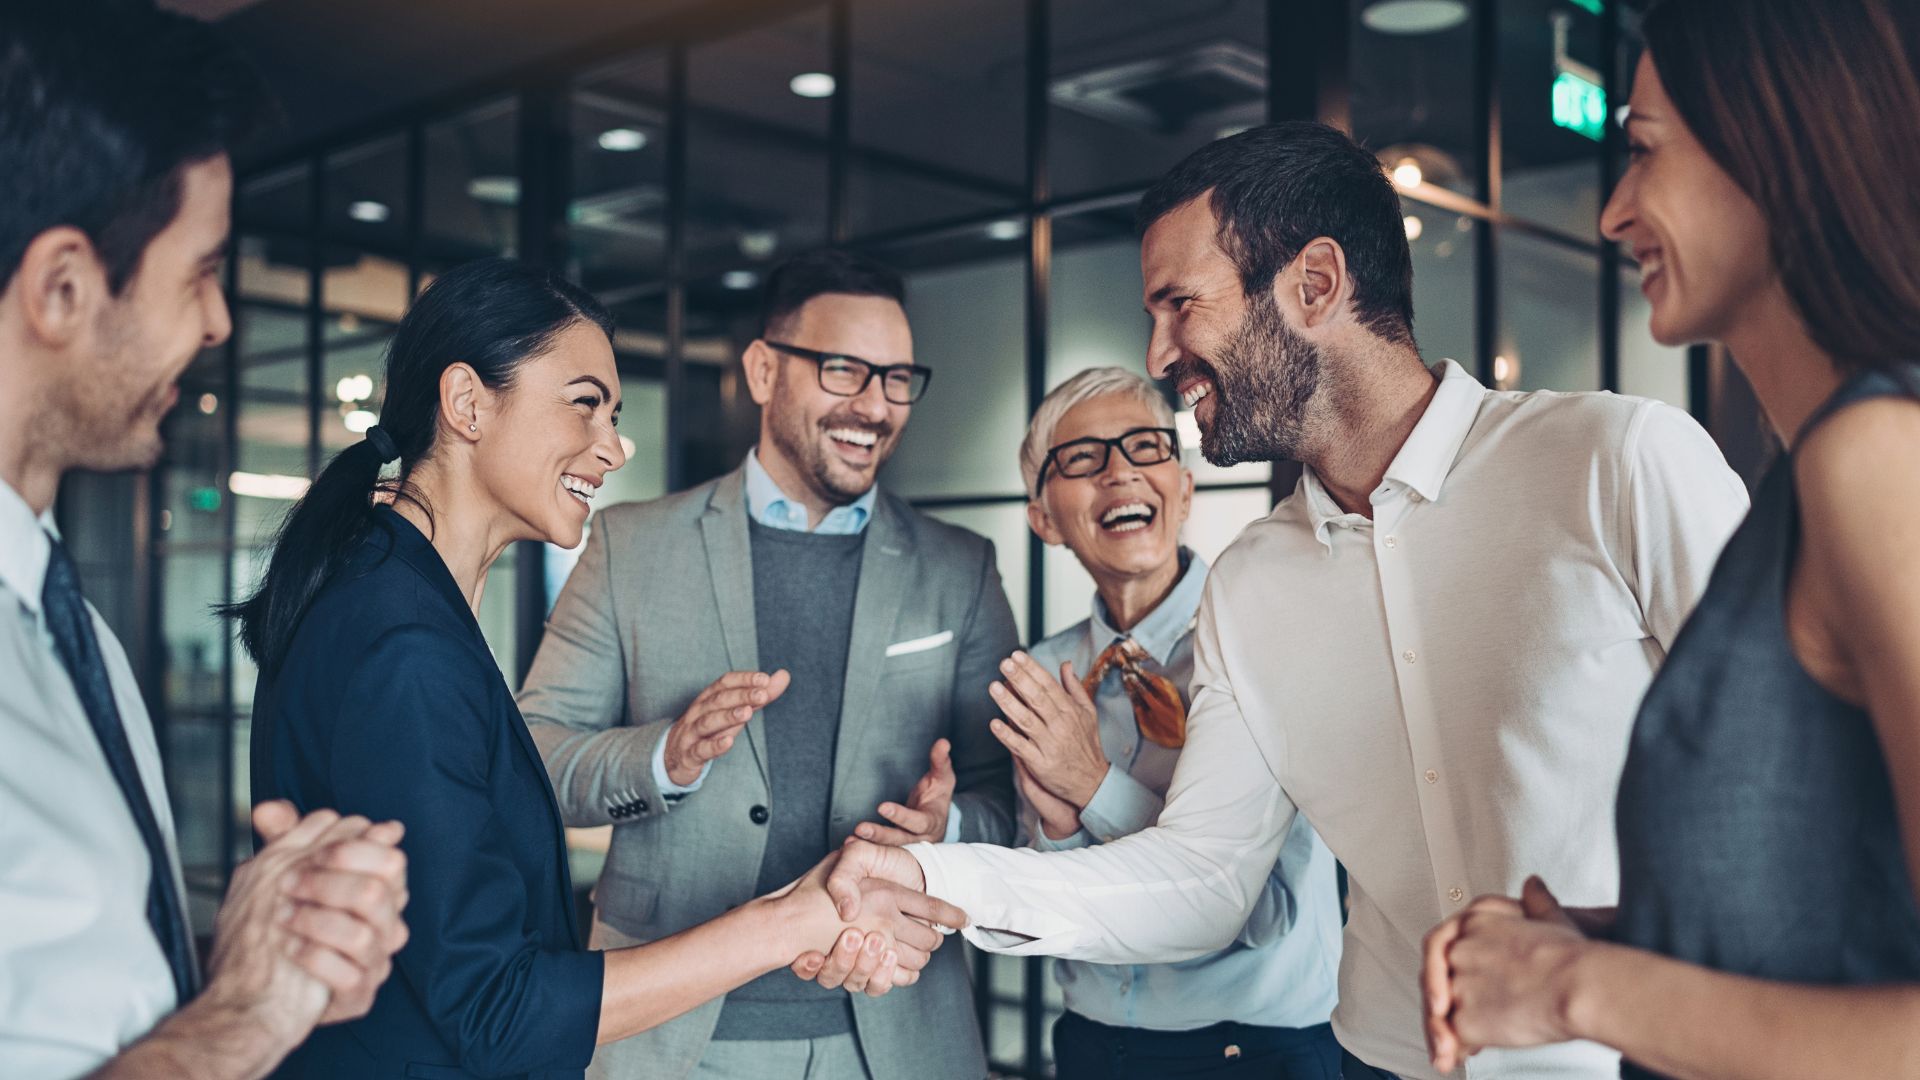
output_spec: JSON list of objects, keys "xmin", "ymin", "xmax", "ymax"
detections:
[{"xmin": 885, "ymin": 630, "xmax": 954, "ymax": 657}]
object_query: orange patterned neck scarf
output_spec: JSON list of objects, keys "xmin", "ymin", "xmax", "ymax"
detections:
[{"xmin": 1082, "ymin": 637, "xmax": 1187, "ymax": 748}]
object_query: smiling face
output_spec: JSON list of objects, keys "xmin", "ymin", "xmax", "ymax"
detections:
[
  {"xmin": 1029, "ymin": 392, "xmax": 1192, "ymax": 590},
  {"xmin": 54, "ymin": 155, "xmax": 234, "ymax": 473},
  {"xmin": 1141, "ymin": 196, "xmax": 1324, "ymax": 466},
  {"xmin": 472, "ymin": 319, "xmax": 626, "ymax": 549},
  {"xmin": 750, "ymin": 292, "xmax": 915, "ymax": 507},
  {"xmin": 1601, "ymin": 54, "xmax": 1776, "ymax": 348}
]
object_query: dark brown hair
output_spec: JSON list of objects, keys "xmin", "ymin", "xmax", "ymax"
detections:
[{"xmin": 1642, "ymin": 0, "xmax": 1920, "ymax": 372}]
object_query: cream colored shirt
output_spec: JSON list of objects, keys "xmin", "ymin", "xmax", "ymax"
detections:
[
  {"xmin": 911, "ymin": 361, "xmax": 1750, "ymax": 1079},
  {"xmin": 0, "ymin": 478, "xmax": 188, "ymax": 1079}
]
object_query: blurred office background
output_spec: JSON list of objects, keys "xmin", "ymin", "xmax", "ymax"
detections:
[{"xmin": 53, "ymin": 0, "xmax": 1772, "ymax": 1074}]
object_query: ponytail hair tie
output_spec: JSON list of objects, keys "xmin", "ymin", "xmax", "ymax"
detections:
[{"xmin": 364, "ymin": 425, "xmax": 400, "ymax": 464}]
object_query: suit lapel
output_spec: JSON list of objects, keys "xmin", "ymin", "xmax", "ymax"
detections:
[
  {"xmin": 699, "ymin": 469, "xmax": 770, "ymax": 788},
  {"xmin": 831, "ymin": 493, "xmax": 914, "ymax": 807}
]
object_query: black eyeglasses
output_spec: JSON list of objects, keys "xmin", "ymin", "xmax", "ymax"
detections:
[
  {"xmin": 1036, "ymin": 427, "xmax": 1179, "ymax": 494},
  {"xmin": 764, "ymin": 341, "xmax": 933, "ymax": 405}
]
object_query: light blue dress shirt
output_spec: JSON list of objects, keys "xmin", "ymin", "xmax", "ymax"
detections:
[
  {"xmin": 1023, "ymin": 549, "xmax": 1342, "ymax": 1031},
  {"xmin": 650, "ymin": 450, "xmax": 883, "ymax": 797}
]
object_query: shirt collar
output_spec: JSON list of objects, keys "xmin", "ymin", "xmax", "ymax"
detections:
[
  {"xmin": 0, "ymin": 477, "xmax": 56, "ymax": 615},
  {"xmin": 1087, "ymin": 547, "xmax": 1209, "ymax": 666},
  {"xmin": 743, "ymin": 448, "xmax": 877, "ymax": 535},
  {"xmin": 1299, "ymin": 358, "xmax": 1485, "ymax": 547}
]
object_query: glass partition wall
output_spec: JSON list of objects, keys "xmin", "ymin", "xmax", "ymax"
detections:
[{"xmin": 118, "ymin": 1, "xmax": 1698, "ymax": 1074}]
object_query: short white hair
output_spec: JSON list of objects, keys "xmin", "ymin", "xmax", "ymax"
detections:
[{"xmin": 1019, "ymin": 366, "xmax": 1177, "ymax": 498}]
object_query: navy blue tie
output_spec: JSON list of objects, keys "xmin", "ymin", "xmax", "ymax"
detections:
[{"xmin": 41, "ymin": 533, "xmax": 198, "ymax": 1004}]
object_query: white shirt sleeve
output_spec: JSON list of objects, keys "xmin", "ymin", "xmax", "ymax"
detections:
[
  {"xmin": 1621, "ymin": 400, "xmax": 1752, "ymax": 651},
  {"xmin": 909, "ymin": 587, "xmax": 1298, "ymax": 964},
  {"xmin": 650, "ymin": 735, "xmax": 710, "ymax": 797}
]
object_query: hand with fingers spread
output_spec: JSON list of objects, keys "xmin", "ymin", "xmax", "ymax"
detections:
[
  {"xmin": 1421, "ymin": 877, "xmax": 1592, "ymax": 1074},
  {"xmin": 250, "ymin": 801, "xmax": 411, "ymax": 1026},
  {"xmin": 987, "ymin": 651, "xmax": 1109, "ymax": 810},
  {"xmin": 856, "ymin": 738, "xmax": 956, "ymax": 846},
  {"xmin": 779, "ymin": 847, "xmax": 967, "ymax": 997},
  {"xmin": 663, "ymin": 669, "xmax": 791, "ymax": 787}
]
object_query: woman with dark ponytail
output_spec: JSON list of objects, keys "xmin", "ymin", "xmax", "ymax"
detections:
[
  {"xmin": 1419, "ymin": 1, "xmax": 1920, "ymax": 1078},
  {"xmin": 243, "ymin": 257, "xmax": 961, "ymax": 1080}
]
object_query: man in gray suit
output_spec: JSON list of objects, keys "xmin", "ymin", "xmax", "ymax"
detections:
[{"xmin": 519, "ymin": 249, "xmax": 1019, "ymax": 1080}]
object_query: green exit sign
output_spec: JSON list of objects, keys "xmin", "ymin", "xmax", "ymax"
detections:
[
  {"xmin": 1568, "ymin": 0, "xmax": 1603, "ymax": 14},
  {"xmin": 1552, "ymin": 70, "xmax": 1607, "ymax": 142}
]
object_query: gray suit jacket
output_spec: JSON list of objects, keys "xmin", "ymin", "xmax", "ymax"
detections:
[{"xmin": 518, "ymin": 465, "xmax": 1019, "ymax": 1080}]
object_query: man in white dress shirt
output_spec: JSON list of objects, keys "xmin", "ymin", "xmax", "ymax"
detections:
[
  {"xmin": 818, "ymin": 122, "xmax": 1750, "ymax": 1078},
  {"xmin": 0, "ymin": 6, "xmax": 409, "ymax": 1078}
]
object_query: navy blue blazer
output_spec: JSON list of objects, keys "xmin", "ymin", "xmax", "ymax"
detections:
[{"xmin": 252, "ymin": 508, "xmax": 604, "ymax": 1079}]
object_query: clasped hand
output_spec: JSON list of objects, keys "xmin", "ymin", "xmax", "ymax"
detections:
[
  {"xmin": 1420, "ymin": 876, "xmax": 1616, "ymax": 1073},
  {"xmin": 782, "ymin": 841, "xmax": 961, "ymax": 998}
]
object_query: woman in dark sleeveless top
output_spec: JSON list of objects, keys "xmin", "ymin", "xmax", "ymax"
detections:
[{"xmin": 1417, "ymin": 1, "xmax": 1920, "ymax": 1077}]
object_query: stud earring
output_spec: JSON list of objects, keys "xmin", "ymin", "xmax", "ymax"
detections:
[{"xmin": 468, "ymin": 423, "xmax": 477, "ymax": 432}]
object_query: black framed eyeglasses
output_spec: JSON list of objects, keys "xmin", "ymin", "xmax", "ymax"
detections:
[
  {"xmin": 1036, "ymin": 426, "xmax": 1179, "ymax": 494},
  {"xmin": 764, "ymin": 341, "xmax": 933, "ymax": 405}
]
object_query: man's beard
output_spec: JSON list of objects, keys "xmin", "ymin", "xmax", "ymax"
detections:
[
  {"xmin": 766, "ymin": 384, "xmax": 894, "ymax": 504},
  {"xmin": 1180, "ymin": 299, "xmax": 1322, "ymax": 467}
]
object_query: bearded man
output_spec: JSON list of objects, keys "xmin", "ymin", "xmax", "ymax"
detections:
[{"xmin": 820, "ymin": 122, "xmax": 1751, "ymax": 1080}]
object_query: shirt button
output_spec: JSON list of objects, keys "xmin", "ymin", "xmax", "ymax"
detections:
[
  {"xmin": 1384, "ymin": 536, "xmax": 1397, "ymax": 548},
  {"xmin": 1424, "ymin": 769, "xmax": 1438, "ymax": 783},
  {"xmin": 1403, "ymin": 650, "xmax": 1417, "ymax": 663},
  {"xmin": 749, "ymin": 805, "xmax": 770, "ymax": 825},
  {"xmin": 1449, "ymin": 887, "xmax": 1464, "ymax": 903}
]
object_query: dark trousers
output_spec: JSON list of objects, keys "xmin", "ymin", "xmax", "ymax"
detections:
[
  {"xmin": 1052, "ymin": 1010, "xmax": 1340, "ymax": 1080},
  {"xmin": 1337, "ymin": 1047, "xmax": 1403, "ymax": 1080}
]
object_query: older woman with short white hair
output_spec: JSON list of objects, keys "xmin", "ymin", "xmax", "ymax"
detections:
[{"xmin": 986, "ymin": 366, "xmax": 1345, "ymax": 1080}]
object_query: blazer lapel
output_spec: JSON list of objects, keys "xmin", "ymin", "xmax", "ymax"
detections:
[
  {"xmin": 377, "ymin": 510, "xmax": 583, "ymax": 938},
  {"xmin": 699, "ymin": 468, "xmax": 770, "ymax": 788},
  {"xmin": 831, "ymin": 493, "xmax": 914, "ymax": 807}
]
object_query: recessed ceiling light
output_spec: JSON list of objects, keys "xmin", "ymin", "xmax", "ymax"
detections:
[
  {"xmin": 347, "ymin": 199, "xmax": 390, "ymax": 223},
  {"xmin": 1403, "ymin": 214, "xmax": 1424, "ymax": 241},
  {"xmin": 737, "ymin": 230, "xmax": 779, "ymax": 259},
  {"xmin": 1361, "ymin": 0, "xmax": 1469, "ymax": 35},
  {"xmin": 597, "ymin": 127, "xmax": 647, "ymax": 152},
  {"xmin": 1391, "ymin": 158, "xmax": 1424, "ymax": 190},
  {"xmin": 721, "ymin": 270, "xmax": 760, "ymax": 291},
  {"xmin": 343, "ymin": 409, "xmax": 378, "ymax": 435},
  {"xmin": 985, "ymin": 218, "xmax": 1024, "ymax": 241},
  {"xmin": 789, "ymin": 72, "xmax": 836, "ymax": 99},
  {"xmin": 618, "ymin": 435, "xmax": 637, "ymax": 459},
  {"xmin": 467, "ymin": 176, "xmax": 520, "ymax": 205}
]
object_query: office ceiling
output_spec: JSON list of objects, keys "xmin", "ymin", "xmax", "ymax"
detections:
[{"xmin": 166, "ymin": 0, "xmax": 759, "ymax": 161}]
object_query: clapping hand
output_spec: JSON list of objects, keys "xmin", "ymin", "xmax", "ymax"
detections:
[
  {"xmin": 662, "ymin": 670, "xmax": 791, "ymax": 787},
  {"xmin": 988, "ymin": 652, "xmax": 1109, "ymax": 810},
  {"xmin": 856, "ymin": 738, "xmax": 956, "ymax": 846},
  {"xmin": 206, "ymin": 803, "xmax": 410, "ymax": 1038}
]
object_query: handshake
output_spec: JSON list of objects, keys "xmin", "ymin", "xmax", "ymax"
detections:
[{"xmin": 772, "ymin": 840, "xmax": 956, "ymax": 998}]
